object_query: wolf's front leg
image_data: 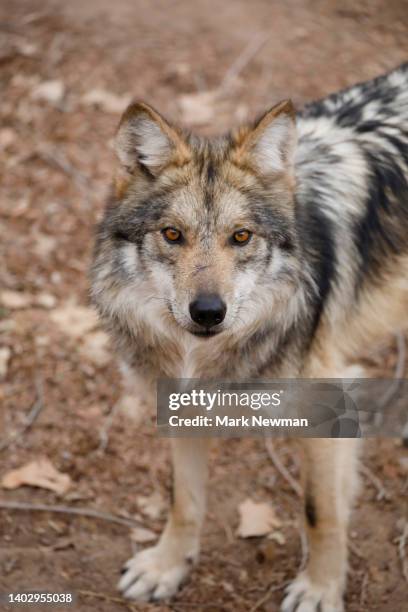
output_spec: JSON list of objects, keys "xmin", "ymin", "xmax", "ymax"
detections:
[
  {"xmin": 282, "ymin": 438, "xmax": 360, "ymax": 612},
  {"xmin": 119, "ymin": 437, "xmax": 209, "ymax": 601}
]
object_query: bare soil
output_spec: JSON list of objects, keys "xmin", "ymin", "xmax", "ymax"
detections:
[{"xmin": 0, "ymin": 1, "xmax": 407, "ymax": 611}]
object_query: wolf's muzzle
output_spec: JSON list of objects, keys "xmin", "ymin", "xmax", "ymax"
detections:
[{"xmin": 189, "ymin": 293, "xmax": 226, "ymax": 329}]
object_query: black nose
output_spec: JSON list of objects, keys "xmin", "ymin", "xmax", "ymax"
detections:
[{"xmin": 189, "ymin": 294, "xmax": 227, "ymax": 328}]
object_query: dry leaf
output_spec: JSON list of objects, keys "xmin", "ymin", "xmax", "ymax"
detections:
[
  {"xmin": 0, "ymin": 346, "xmax": 11, "ymax": 378},
  {"xmin": 80, "ymin": 330, "xmax": 111, "ymax": 367},
  {"xmin": 0, "ymin": 320, "xmax": 17, "ymax": 333},
  {"xmin": 267, "ymin": 531, "xmax": 286, "ymax": 545},
  {"xmin": 31, "ymin": 80, "xmax": 65, "ymax": 104},
  {"xmin": 33, "ymin": 233, "xmax": 57, "ymax": 258},
  {"xmin": 130, "ymin": 526, "xmax": 157, "ymax": 544},
  {"xmin": 1, "ymin": 458, "xmax": 71, "ymax": 496},
  {"xmin": 82, "ymin": 89, "xmax": 131, "ymax": 114},
  {"xmin": 34, "ymin": 293, "xmax": 57, "ymax": 309},
  {"xmin": 178, "ymin": 91, "xmax": 218, "ymax": 126},
  {"xmin": 399, "ymin": 457, "xmax": 408, "ymax": 472},
  {"xmin": 136, "ymin": 491, "xmax": 166, "ymax": 520},
  {"xmin": 237, "ymin": 498, "xmax": 281, "ymax": 538},
  {"xmin": 53, "ymin": 537, "xmax": 75, "ymax": 551},
  {"xmin": 1, "ymin": 290, "xmax": 32, "ymax": 309},
  {"xmin": 50, "ymin": 303, "xmax": 99, "ymax": 338},
  {"xmin": 16, "ymin": 41, "xmax": 38, "ymax": 57},
  {"xmin": 0, "ymin": 127, "xmax": 16, "ymax": 150},
  {"xmin": 117, "ymin": 394, "xmax": 147, "ymax": 426}
]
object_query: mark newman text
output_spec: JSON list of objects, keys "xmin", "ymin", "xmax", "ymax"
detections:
[{"xmin": 168, "ymin": 415, "xmax": 309, "ymax": 428}]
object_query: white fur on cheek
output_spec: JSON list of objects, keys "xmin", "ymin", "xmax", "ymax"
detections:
[{"xmin": 121, "ymin": 243, "xmax": 139, "ymax": 275}]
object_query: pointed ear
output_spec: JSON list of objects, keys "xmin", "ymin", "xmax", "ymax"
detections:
[
  {"xmin": 115, "ymin": 102, "xmax": 190, "ymax": 176},
  {"xmin": 232, "ymin": 100, "xmax": 296, "ymax": 175}
]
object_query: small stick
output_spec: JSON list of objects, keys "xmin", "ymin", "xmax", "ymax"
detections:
[
  {"xmin": 37, "ymin": 148, "xmax": 90, "ymax": 189},
  {"xmin": 172, "ymin": 603, "xmax": 230, "ymax": 609},
  {"xmin": 359, "ymin": 572, "xmax": 369, "ymax": 606},
  {"xmin": 397, "ymin": 521, "xmax": 408, "ymax": 582},
  {"xmin": 220, "ymin": 32, "xmax": 270, "ymax": 91},
  {"xmin": 349, "ymin": 540, "xmax": 365, "ymax": 560},
  {"xmin": 375, "ymin": 332, "xmax": 406, "ymax": 427},
  {"xmin": 98, "ymin": 401, "xmax": 120, "ymax": 452},
  {"xmin": 0, "ymin": 379, "xmax": 44, "ymax": 452},
  {"xmin": 360, "ymin": 464, "xmax": 390, "ymax": 501},
  {"xmin": 79, "ymin": 590, "xmax": 139, "ymax": 611},
  {"xmin": 0, "ymin": 500, "xmax": 143, "ymax": 528},
  {"xmin": 249, "ymin": 580, "xmax": 290, "ymax": 612},
  {"xmin": 299, "ymin": 528, "xmax": 308, "ymax": 570},
  {"xmin": 264, "ymin": 437, "xmax": 303, "ymax": 498}
]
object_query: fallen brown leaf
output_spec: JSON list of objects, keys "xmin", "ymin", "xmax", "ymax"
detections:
[
  {"xmin": 79, "ymin": 331, "xmax": 111, "ymax": 367},
  {"xmin": 81, "ymin": 89, "xmax": 131, "ymax": 114},
  {"xmin": 1, "ymin": 458, "xmax": 71, "ymax": 496},
  {"xmin": 136, "ymin": 492, "xmax": 166, "ymax": 521},
  {"xmin": 237, "ymin": 498, "xmax": 281, "ymax": 538},
  {"xmin": 130, "ymin": 526, "xmax": 157, "ymax": 544},
  {"xmin": 50, "ymin": 303, "xmax": 99, "ymax": 338},
  {"xmin": 178, "ymin": 90, "xmax": 218, "ymax": 126},
  {"xmin": 0, "ymin": 290, "xmax": 32, "ymax": 309},
  {"xmin": 31, "ymin": 80, "xmax": 65, "ymax": 104},
  {"xmin": 0, "ymin": 346, "xmax": 11, "ymax": 379}
]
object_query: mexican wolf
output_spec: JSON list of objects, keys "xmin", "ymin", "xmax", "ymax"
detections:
[{"xmin": 91, "ymin": 64, "xmax": 408, "ymax": 611}]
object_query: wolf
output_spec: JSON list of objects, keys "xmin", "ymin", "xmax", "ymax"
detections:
[{"xmin": 91, "ymin": 63, "xmax": 408, "ymax": 611}]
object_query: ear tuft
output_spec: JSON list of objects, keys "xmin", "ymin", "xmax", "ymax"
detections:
[
  {"xmin": 233, "ymin": 99, "xmax": 297, "ymax": 175},
  {"xmin": 115, "ymin": 102, "xmax": 189, "ymax": 176}
]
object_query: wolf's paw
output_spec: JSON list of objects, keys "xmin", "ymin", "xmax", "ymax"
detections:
[
  {"xmin": 281, "ymin": 572, "xmax": 344, "ymax": 612},
  {"xmin": 118, "ymin": 543, "xmax": 196, "ymax": 601}
]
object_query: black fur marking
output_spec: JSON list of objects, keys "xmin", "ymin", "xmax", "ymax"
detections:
[
  {"xmin": 106, "ymin": 190, "xmax": 175, "ymax": 249},
  {"xmin": 296, "ymin": 199, "xmax": 337, "ymax": 332},
  {"xmin": 353, "ymin": 149, "xmax": 408, "ymax": 289},
  {"xmin": 301, "ymin": 63, "xmax": 407, "ymax": 122},
  {"xmin": 204, "ymin": 187, "xmax": 213, "ymax": 210},
  {"xmin": 206, "ymin": 161, "xmax": 216, "ymax": 183},
  {"xmin": 335, "ymin": 100, "xmax": 365, "ymax": 128},
  {"xmin": 185, "ymin": 554, "xmax": 195, "ymax": 566},
  {"xmin": 305, "ymin": 492, "xmax": 317, "ymax": 528},
  {"xmin": 113, "ymin": 229, "xmax": 133, "ymax": 242},
  {"xmin": 169, "ymin": 472, "xmax": 174, "ymax": 507},
  {"xmin": 243, "ymin": 192, "xmax": 296, "ymax": 251}
]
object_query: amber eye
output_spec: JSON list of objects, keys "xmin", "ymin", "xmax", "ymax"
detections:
[
  {"xmin": 162, "ymin": 227, "xmax": 183, "ymax": 244},
  {"xmin": 232, "ymin": 229, "xmax": 252, "ymax": 245}
]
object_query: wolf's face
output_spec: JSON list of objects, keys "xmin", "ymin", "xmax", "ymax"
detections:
[{"xmin": 92, "ymin": 101, "xmax": 303, "ymax": 340}]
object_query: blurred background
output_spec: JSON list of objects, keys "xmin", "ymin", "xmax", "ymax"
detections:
[{"xmin": 0, "ymin": 1, "xmax": 407, "ymax": 610}]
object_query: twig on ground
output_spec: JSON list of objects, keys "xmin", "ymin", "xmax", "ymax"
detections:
[
  {"xmin": 375, "ymin": 332, "xmax": 406, "ymax": 425},
  {"xmin": 360, "ymin": 464, "xmax": 391, "ymax": 501},
  {"xmin": 98, "ymin": 401, "xmax": 120, "ymax": 453},
  {"xmin": 359, "ymin": 572, "xmax": 369, "ymax": 607},
  {"xmin": 264, "ymin": 437, "xmax": 303, "ymax": 498},
  {"xmin": 36, "ymin": 147, "xmax": 90, "ymax": 190},
  {"xmin": 248, "ymin": 580, "xmax": 290, "ymax": 612},
  {"xmin": 397, "ymin": 521, "xmax": 408, "ymax": 582},
  {"xmin": 172, "ymin": 603, "xmax": 228, "ymax": 610},
  {"xmin": 0, "ymin": 500, "xmax": 144, "ymax": 528},
  {"xmin": 0, "ymin": 378, "xmax": 44, "ymax": 452},
  {"xmin": 79, "ymin": 590, "xmax": 139, "ymax": 611},
  {"xmin": 299, "ymin": 527, "xmax": 308, "ymax": 571},
  {"xmin": 219, "ymin": 32, "xmax": 270, "ymax": 91},
  {"xmin": 349, "ymin": 540, "xmax": 365, "ymax": 560}
]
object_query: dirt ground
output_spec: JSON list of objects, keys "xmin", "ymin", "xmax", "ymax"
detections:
[{"xmin": 1, "ymin": 1, "xmax": 408, "ymax": 610}]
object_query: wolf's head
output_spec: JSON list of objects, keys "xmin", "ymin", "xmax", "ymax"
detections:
[{"xmin": 92, "ymin": 101, "xmax": 305, "ymax": 341}]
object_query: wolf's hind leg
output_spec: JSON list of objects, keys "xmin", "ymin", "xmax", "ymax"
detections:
[
  {"xmin": 282, "ymin": 438, "xmax": 360, "ymax": 612},
  {"xmin": 119, "ymin": 437, "xmax": 209, "ymax": 601}
]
